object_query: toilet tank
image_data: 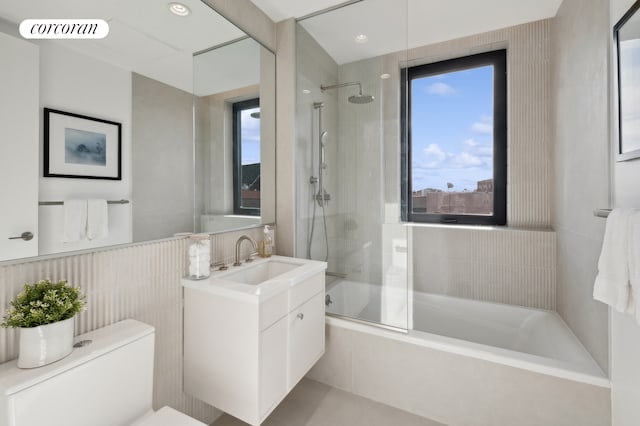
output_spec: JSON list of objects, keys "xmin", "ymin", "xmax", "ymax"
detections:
[{"xmin": 0, "ymin": 319, "xmax": 155, "ymax": 426}]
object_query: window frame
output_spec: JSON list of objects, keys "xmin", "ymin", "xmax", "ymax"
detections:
[
  {"xmin": 401, "ymin": 49, "xmax": 507, "ymax": 226},
  {"xmin": 232, "ymin": 97, "xmax": 260, "ymax": 216}
]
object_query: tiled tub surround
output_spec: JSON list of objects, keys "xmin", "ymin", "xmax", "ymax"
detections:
[
  {"xmin": 412, "ymin": 225, "xmax": 556, "ymax": 310},
  {"xmin": 0, "ymin": 225, "xmax": 271, "ymax": 425},
  {"xmin": 308, "ymin": 317, "xmax": 611, "ymax": 426}
]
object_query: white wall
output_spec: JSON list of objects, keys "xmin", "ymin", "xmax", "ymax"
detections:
[
  {"xmin": 610, "ymin": 1, "xmax": 640, "ymax": 424},
  {"xmin": 0, "ymin": 31, "xmax": 39, "ymax": 261},
  {"xmin": 132, "ymin": 74, "xmax": 193, "ymax": 242},
  {"xmin": 38, "ymin": 42, "xmax": 132, "ymax": 255},
  {"xmin": 552, "ymin": 0, "xmax": 611, "ymax": 372},
  {"xmin": 275, "ymin": 18, "xmax": 297, "ymax": 256},
  {"xmin": 554, "ymin": 0, "xmax": 640, "ymax": 421}
]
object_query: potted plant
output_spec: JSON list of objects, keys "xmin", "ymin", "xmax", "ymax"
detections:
[{"xmin": 1, "ymin": 279, "xmax": 86, "ymax": 368}]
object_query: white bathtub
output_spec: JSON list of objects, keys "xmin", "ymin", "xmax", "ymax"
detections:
[
  {"xmin": 316, "ymin": 280, "xmax": 611, "ymax": 425},
  {"xmin": 325, "ymin": 279, "xmax": 607, "ymax": 385}
]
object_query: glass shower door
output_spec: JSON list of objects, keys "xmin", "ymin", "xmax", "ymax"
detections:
[{"xmin": 295, "ymin": 0, "xmax": 410, "ymax": 331}]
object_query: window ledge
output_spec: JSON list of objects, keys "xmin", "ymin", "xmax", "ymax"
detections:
[{"xmin": 405, "ymin": 222, "xmax": 554, "ymax": 233}]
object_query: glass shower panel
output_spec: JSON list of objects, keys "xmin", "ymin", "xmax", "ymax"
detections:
[{"xmin": 295, "ymin": 0, "xmax": 410, "ymax": 331}]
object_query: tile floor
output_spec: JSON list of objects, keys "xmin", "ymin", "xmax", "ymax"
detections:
[{"xmin": 212, "ymin": 378, "xmax": 445, "ymax": 426}]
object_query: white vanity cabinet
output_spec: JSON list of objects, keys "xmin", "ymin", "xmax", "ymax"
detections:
[{"xmin": 183, "ymin": 256, "xmax": 326, "ymax": 426}]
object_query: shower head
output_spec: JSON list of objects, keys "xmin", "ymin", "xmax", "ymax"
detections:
[
  {"xmin": 348, "ymin": 92, "xmax": 375, "ymax": 104},
  {"xmin": 321, "ymin": 81, "xmax": 374, "ymax": 105}
]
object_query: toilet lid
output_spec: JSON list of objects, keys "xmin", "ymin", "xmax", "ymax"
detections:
[{"xmin": 133, "ymin": 406, "xmax": 206, "ymax": 426}]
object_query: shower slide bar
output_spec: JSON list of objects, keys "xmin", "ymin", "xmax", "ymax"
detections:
[
  {"xmin": 39, "ymin": 199, "xmax": 130, "ymax": 206},
  {"xmin": 593, "ymin": 209, "xmax": 612, "ymax": 218}
]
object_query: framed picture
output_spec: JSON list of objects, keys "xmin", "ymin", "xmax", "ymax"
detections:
[
  {"xmin": 614, "ymin": 0, "xmax": 640, "ymax": 161},
  {"xmin": 44, "ymin": 108, "xmax": 122, "ymax": 179}
]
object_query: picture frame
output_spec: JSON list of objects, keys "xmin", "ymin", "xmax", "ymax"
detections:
[
  {"xmin": 614, "ymin": 0, "xmax": 640, "ymax": 162},
  {"xmin": 43, "ymin": 108, "xmax": 122, "ymax": 179}
]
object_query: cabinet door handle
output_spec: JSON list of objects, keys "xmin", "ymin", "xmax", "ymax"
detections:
[
  {"xmin": 297, "ymin": 313, "xmax": 304, "ymax": 320},
  {"xmin": 8, "ymin": 231, "xmax": 33, "ymax": 241}
]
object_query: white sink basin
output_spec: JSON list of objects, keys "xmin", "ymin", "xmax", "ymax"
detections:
[
  {"xmin": 222, "ymin": 259, "xmax": 301, "ymax": 285},
  {"xmin": 182, "ymin": 256, "xmax": 327, "ymax": 302}
]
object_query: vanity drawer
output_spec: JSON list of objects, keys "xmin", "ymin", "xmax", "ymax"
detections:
[{"xmin": 288, "ymin": 272, "xmax": 324, "ymax": 311}]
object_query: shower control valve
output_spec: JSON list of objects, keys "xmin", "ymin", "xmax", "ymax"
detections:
[{"xmin": 309, "ymin": 176, "xmax": 318, "ymax": 184}]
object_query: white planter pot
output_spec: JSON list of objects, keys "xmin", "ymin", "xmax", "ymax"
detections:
[{"xmin": 18, "ymin": 316, "xmax": 75, "ymax": 369}]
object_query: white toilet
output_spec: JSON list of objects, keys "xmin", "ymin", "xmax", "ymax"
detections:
[{"xmin": 0, "ymin": 319, "xmax": 206, "ymax": 426}]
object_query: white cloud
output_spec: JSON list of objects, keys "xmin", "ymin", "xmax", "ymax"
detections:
[
  {"xmin": 421, "ymin": 143, "xmax": 447, "ymax": 168},
  {"xmin": 471, "ymin": 114, "xmax": 493, "ymax": 134},
  {"xmin": 415, "ymin": 142, "xmax": 490, "ymax": 171},
  {"xmin": 471, "ymin": 121, "xmax": 492, "ymax": 134},
  {"xmin": 427, "ymin": 82, "xmax": 456, "ymax": 96},
  {"xmin": 452, "ymin": 152, "xmax": 484, "ymax": 168},
  {"xmin": 464, "ymin": 138, "xmax": 478, "ymax": 147},
  {"xmin": 424, "ymin": 143, "xmax": 445, "ymax": 159}
]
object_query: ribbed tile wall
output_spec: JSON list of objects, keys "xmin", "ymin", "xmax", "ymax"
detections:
[
  {"xmin": 0, "ymin": 225, "xmax": 269, "ymax": 424},
  {"xmin": 412, "ymin": 226, "xmax": 556, "ymax": 309}
]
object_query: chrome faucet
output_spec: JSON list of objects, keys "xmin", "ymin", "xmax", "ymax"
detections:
[{"xmin": 233, "ymin": 235, "xmax": 258, "ymax": 266}]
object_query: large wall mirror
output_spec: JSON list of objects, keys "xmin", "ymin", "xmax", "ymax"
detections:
[{"xmin": 0, "ymin": 0, "xmax": 275, "ymax": 262}]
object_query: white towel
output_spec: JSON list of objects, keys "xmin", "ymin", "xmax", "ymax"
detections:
[
  {"xmin": 628, "ymin": 209, "xmax": 640, "ymax": 323},
  {"xmin": 87, "ymin": 199, "xmax": 108, "ymax": 240},
  {"xmin": 593, "ymin": 208, "xmax": 633, "ymax": 313},
  {"xmin": 63, "ymin": 200, "xmax": 87, "ymax": 242}
]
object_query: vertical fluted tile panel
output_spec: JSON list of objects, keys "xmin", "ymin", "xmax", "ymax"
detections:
[
  {"xmin": 0, "ymin": 227, "xmax": 271, "ymax": 424},
  {"xmin": 412, "ymin": 226, "xmax": 556, "ymax": 310}
]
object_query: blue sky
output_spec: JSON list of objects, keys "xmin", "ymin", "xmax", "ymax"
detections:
[
  {"xmin": 411, "ymin": 65, "xmax": 493, "ymax": 192},
  {"xmin": 241, "ymin": 107, "xmax": 261, "ymax": 165}
]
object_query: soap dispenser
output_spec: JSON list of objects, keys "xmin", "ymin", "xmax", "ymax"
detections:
[{"xmin": 259, "ymin": 225, "xmax": 273, "ymax": 257}]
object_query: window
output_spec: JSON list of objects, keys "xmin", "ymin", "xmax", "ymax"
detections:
[
  {"xmin": 232, "ymin": 98, "xmax": 261, "ymax": 216},
  {"xmin": 401, "ymin": 50, "xmax": 507, "ymax": 225}
]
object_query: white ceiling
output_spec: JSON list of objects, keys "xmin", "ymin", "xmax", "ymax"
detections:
[
  {"xmin": 253, "ymin": 0, "xmax": 564, "ymax": 64},
  {"xmin": 0, "ymin": 0, "xmax": 565, "ymax": 88},
  {"xmin": 0, "ymin": 0, "xmax": 245, "ymax": 92},
  {"xmin": 194, "ymin": 38, "xmax": 261, "ymax": 97}
]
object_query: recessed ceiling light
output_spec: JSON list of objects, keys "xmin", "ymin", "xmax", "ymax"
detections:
[
  {"xmin": 354, "ymin": 34, "xmax": 368, "ymax": 44},
  {"xmin": 302, "ymin": 89, "xmax": 311, "ymax": 94},
  {"xmin": 380, "ymin": 73, "xmax": 391, "ymax": 80},
  {"xmin": 168, "ymin": 2, "xmax": 190, "ymax": 17}
]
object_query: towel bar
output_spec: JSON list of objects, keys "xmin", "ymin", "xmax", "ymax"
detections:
[
  {"xmin": 39, "ymin": 199, "xmax": 130, "ymax": 206},
  {"xmin": 593, "ymin": 209, "xmax": 612, "ymax": 218}
]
